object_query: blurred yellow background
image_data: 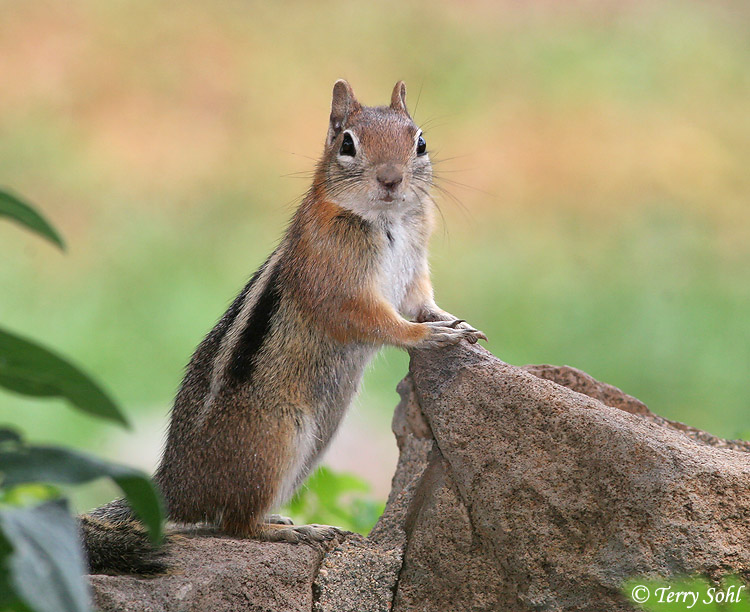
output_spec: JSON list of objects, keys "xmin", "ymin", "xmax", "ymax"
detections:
[{"xmin": 1, "ymin": 0, "xmax": 749, "ymax": 509}]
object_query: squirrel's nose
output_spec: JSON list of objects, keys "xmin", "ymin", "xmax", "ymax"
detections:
[{"xmin": 376, "ymin": 165, "xmax": 403, "ymax": 190}]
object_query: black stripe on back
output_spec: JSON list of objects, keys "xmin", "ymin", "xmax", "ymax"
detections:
[
  {"xmin": 226, "ymin": 265, "xmax": 282, "ymax": 385},
  {"xmin": 210, "ymin": 260, "xmax": 268, "ymax": 345},
  {"xmin": 180, "ymin": 260, "xmax": 267, "ymax": 385}
]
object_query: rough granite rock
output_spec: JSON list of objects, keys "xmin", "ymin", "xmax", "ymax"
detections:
[
  {"xmin": 90, "ymin": 535, "xmax": 325, "ymax": 612},
  {"xmin": 523, "ymin": 363, "xmax": 750, "ymax": 453},
  {"xmin": 89, "ymin": 343, "xmax": 750, "ymax": 611}
]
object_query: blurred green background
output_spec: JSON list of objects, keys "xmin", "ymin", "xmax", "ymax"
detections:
[{"xmin": 1, "ymin": 0, "xmax": 749, "ymax": 512}]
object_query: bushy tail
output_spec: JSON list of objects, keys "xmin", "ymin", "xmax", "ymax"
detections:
[{"xmin": 80, "ymin": 499, "xmax": 168, "ymax": 575}]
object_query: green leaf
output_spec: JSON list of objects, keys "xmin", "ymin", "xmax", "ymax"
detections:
[
  {"xmin": 0, "ymin": 189, "xmax": 65, "ymax": 250},
  {"xmin": 283, "ymin": 467, "xmax": 382, "ymax": 535},
  {"xmin": 0, "ymin": 500, "xmax": 91, "ymax": 612},
  {"xmin": 0, "ymin": 525, "xmax": 16, "ymax": 607},
  {"xmin": 347, "ymin": 498, "xmax": 386, "ymax": 534},
  {"xmin": 303, "ymin": 466, "xmax": 368, "ymax": 505},
  {"xmin": 0, "ymin": 327, "xmax": 128, "ymax": 427},
  {"xmin": 0, "ymin": 445, "xmax": 163, "ymax": 544},
  {"xmin": 0, "ymin": 428, "xmax": 22, "ymax": 445},
  {"xmin": 0, "ymin": 483, "xmax": 61, "ymax": 508}
]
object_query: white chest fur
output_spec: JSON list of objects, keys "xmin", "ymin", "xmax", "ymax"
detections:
[{"xmin": 377, "ymin": 214, "xmax": 425, "ymax": 312}]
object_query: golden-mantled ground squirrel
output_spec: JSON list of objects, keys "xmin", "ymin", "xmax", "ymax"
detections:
[{"xmin": 82, "ymin": 79, "xmax": 486, "ymax": 573}]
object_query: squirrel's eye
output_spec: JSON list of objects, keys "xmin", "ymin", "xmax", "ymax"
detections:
[
  {"xmin": 339, "ymin": 133, "xmax": 356, "ymax": 157},
  {"xmin": 416, "ymin": 135, "xmax": 427, "ymax": 156}
]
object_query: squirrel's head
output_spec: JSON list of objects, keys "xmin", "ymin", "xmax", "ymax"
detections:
[{"xmin": 317, "ymin": 79, "xmax": 432, "ymax": 221}]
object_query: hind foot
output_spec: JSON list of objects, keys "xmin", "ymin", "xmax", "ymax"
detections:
[{"xmin": 260, "ymin": 523, "xmax": 347, "ymax": 545}]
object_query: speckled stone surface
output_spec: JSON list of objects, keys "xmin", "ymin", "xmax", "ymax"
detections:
[{"xmin": 90, "ymin": 343, "xmax": 750, "ymax": 611}]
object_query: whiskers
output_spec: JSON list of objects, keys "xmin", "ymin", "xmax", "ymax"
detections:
[
  {"xmin": 278, "ymin": 147, "xmax": 490, "ymax": 229},
  {"xmin": 278, "ymin": 150, "xmax": 318, "ymax": 211},
  {"xmin": 412, "ymin": 162, "xmax": 476, "ymax": 228},
  {"xmin": 322, "ymin": 169, "xmax": 367, "ymax": 201},
  {"xmin": 409, "ymin": 182, "xmax": 448, "ymax": 236},
  {"xmin": 279, "ymin": 152, "xmax": 369, "ymax": 209}
]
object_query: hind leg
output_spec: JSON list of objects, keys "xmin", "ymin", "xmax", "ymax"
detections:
[
  {"xmin": 257, "ymin": 418, "xmax": 349, "ymax": 544},
  {"xmin": 215, "ymin": 415, "xmax": 302, "ymax": 537},
  {"xmin": 217, "ymin": 416, "xmax": 335, "ymax": 540}
]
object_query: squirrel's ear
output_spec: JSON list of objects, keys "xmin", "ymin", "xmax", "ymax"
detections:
[
  {"xmin": 328, "ymin": 80, "xmax": 359, "ymax": 144},
  {"xmin": 390, "ymin": 81, "xmax": 410, "ymax": 117}
]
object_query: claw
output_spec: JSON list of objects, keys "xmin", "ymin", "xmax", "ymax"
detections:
[
  {"xmin": 448, "ymin": 319, "xmax": 466, "ymax": 329},
  {"xmin": 266, "ymin": 514, "xmax": 294, "ymax": 525}
]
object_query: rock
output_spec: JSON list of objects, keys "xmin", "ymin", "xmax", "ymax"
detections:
[
  {"xmin": 393, "ymin": 345, "xmax": 750, "ymax": 611},
  {"xmin": 89, "ymin": 535, "xmax": 329, "ymax": 612},
  {"xmin": 89, "ymin": 343, "xmax": 750, "ymax": 611},
  {"xmin": 523, "ymin": 363, "xmax": 750, "ymax": 453},
  {"xmin": 313, "ymin": 538, "xmax": 402, "ymax": 612},
  {"xmin": 521, "ymin": 363, "xmax": 651, "ymax": 416}
]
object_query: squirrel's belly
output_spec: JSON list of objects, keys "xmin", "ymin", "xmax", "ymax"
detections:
[
  {"xmin": 308, "ymin": 341, "xmax": 377, "ymax": 422},
  {"xmin": 271, "ymin": 341, "xmax": 378, "ymax": 507},
  {"xmin": 265, "ymin": 328, "xmax": 376, "ymax": 425}
]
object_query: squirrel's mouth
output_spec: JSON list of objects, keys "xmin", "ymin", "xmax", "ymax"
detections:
[{"xmin": 381, "ymin": 194, "xmax": 395, "ymax": 203}]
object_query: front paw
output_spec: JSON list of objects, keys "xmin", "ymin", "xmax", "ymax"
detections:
[
  {"xmin": 448, "ymin": 319, "xmax": 488, "ymax": 341},
  {"xmin": 415, "ymin": 320, "xmax": 487, "ymax": 348},
  {"xmin": 416, "ymin": 309, "xmax": 488, "ymax": 342}
]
